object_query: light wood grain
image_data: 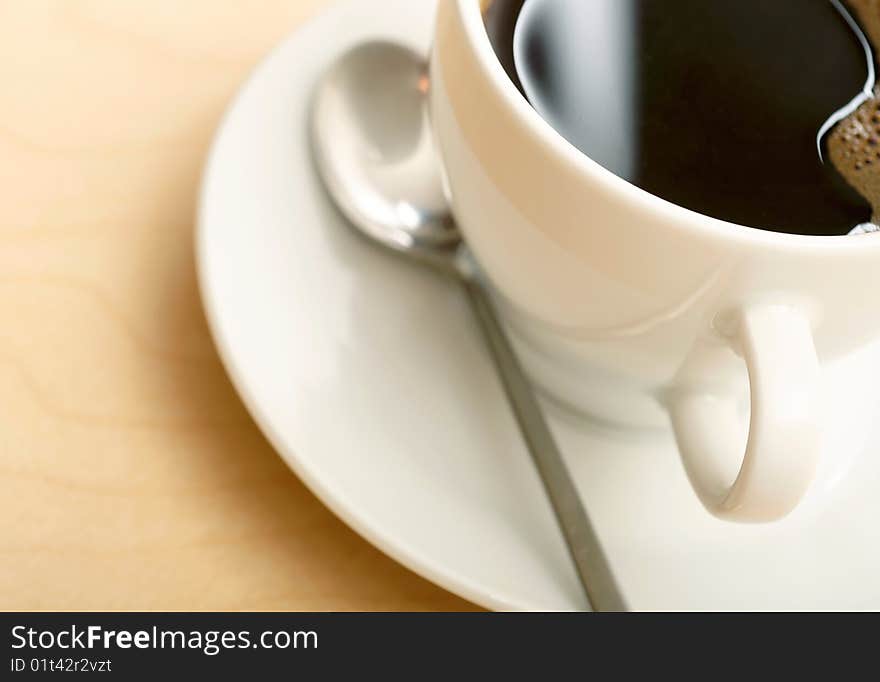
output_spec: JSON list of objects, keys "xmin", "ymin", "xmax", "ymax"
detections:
[{"xmin": 0, "ymin": 0, "xmax": 477, "ymax": 611}]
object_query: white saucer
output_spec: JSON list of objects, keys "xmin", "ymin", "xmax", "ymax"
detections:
[{"xmin": 197, "ymin": 0, "xmax": 880, "ymax": 610}]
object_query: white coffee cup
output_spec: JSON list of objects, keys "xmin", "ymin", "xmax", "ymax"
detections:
[{"xmin": 429, "ymin": 0, "xmax": 880, "ymax": 522}]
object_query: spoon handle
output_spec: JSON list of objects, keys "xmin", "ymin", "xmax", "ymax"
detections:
[{"xmin": 463, "ymin": 278, "xmax": 629, "ymax": 612}]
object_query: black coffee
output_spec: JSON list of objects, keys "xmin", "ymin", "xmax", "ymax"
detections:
[{"xmin": 484, "ymin": 0, "xmax": 877, "ymax": 235}]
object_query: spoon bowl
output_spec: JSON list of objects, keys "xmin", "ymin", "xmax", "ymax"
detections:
[{"xmin": 311, "ymin": 42, "xmax": 460, "ymax": 271}]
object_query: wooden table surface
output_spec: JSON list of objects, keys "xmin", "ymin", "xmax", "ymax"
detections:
[{"xmin": 1, "ymin": 0, "xmax": 477, "ymax": 611}]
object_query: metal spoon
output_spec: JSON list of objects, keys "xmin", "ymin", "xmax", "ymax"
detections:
[{"xmin": 310, "ymin": 41, "xmax": 627, "ymax": 612}]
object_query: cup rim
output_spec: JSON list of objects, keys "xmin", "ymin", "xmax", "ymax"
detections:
[{"xmin": 457, "ymin": 0, "xmax": 880, "ymax": 251}]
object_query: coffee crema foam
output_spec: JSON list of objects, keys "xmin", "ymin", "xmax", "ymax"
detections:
[{"xmin": 829, "ymin": 0, "xmax": 880, "ymax": 225}]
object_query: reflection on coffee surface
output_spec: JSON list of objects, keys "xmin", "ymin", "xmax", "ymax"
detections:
[{"xmin": 483, "ymin": 0, "xmax": 880, "ymax": 236}]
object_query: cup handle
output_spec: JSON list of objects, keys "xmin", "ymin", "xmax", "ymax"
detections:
[{"xmin": 669, "ymin": 303, "xmax": 821, "ymax": 522}]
